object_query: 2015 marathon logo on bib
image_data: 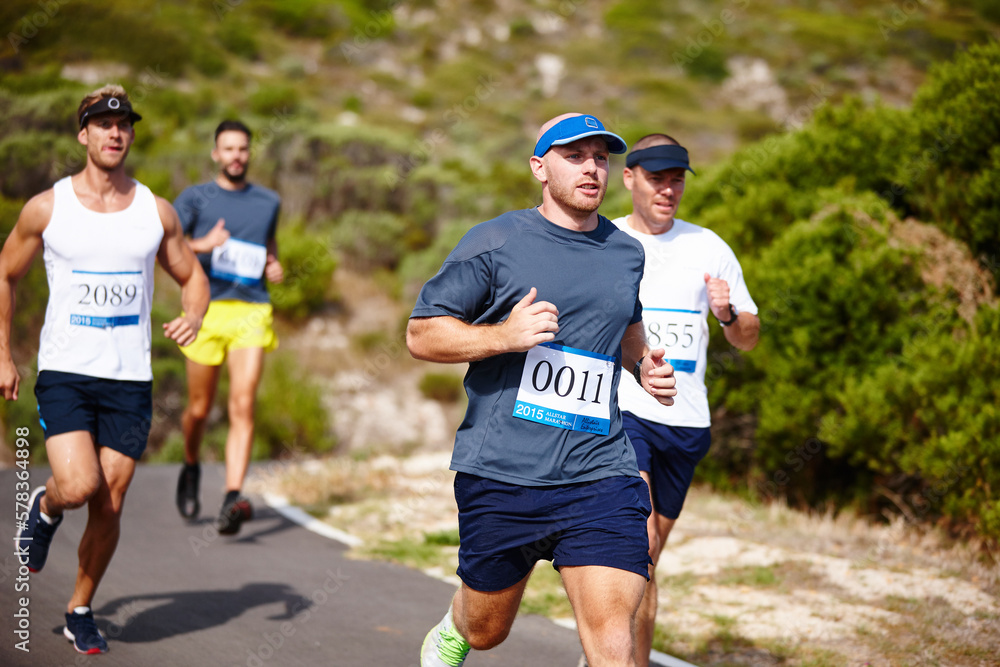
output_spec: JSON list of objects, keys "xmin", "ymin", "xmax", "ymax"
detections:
[{"xmin": 513, "ymin": 342, "xmax": 614, "ymax": 435}]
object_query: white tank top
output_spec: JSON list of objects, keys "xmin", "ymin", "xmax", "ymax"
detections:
[{"xmin": 37, "ymin": 177, "xmax": 164, "ymax": 381}]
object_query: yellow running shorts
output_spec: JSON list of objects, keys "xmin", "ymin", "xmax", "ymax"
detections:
[{"xmin": 180, "ymin": 300, "xmax": 278, "ymax": 366}]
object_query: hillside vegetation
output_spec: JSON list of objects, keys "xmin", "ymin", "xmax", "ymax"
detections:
[{"xmin": 1, "ymin": 1, "xmax": 999, "ymax": 543}]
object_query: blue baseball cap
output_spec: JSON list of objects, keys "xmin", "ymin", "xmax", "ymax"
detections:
[{"xmin": 533, "ymin": 114, "xmax": 627, "ymax": 157}]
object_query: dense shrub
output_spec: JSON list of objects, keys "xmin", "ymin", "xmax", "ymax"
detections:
[
  {"xmin": 903, "ymin": 40, "xmax": 1000, "ymax": 286},
  {"xmin": 254, "ymin": 353, "xmax": 336, "ymax": 458},
  {"xmin": 270, "ymin": 223, "xmax": 338, "ymax": 320}
]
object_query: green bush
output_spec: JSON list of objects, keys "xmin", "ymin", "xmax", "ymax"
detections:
[
  {"xmin": 904, "ymin": 41, "xmax": 1000, "ymax": 287},
  {"xmin": 333, "ymin": 210, "xmax": 412, "ymax": 271},
  {"xmin": 249, "ymin": 84, "xmax": 301, "ymax": 116},
  {"xmin": 418, "ymin": 372, "xmax": 464, "ymax": 403},
  {"xmin": 254, "ymin": 352, "xmax": 336, "ymax": 458},
  {"xmin": 217, "ymin": 18, "xmax": 261, "ymax": 59},
  {"xmin": 270, "ymin": 222, "xmax": 338, "ymax": 320},
  {"xmin": 829, "ymin": 306, "xmax": 1000, "ymax": 536},
  {"xmin": 423, "ymin": 528, "xmax": 461, "ymax": 546}
]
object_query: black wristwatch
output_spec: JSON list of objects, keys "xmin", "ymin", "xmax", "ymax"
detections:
[
  {"xmin": 719, "ymin": 304, "xmax": 738, "ymax": 327},
  {"xmin": 633, "ymin": 356, "xmax": 644, "ymax": 385}
]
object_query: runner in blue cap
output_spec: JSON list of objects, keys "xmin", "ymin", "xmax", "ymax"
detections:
[
  {"xmin": 410, "ymin": 113, "xmax": 676, "ymax": 667},
  {"xmin": 612, "ymin": 133, "xmax": 760, "ymax": 666}
]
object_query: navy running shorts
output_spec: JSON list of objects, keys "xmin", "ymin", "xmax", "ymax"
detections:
[
  {"xmin": 35, "ymin": 370, "xmax": 153, "ymax": 460},
  {"xmin": 623, "ymin": 411, "xmax": 712, "ymax": 519},
  {"xmin": 454, "ymin": 472, "xmax": 652, "ymax": 592}
]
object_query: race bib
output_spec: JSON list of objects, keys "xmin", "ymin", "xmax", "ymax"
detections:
[
  {"xmin": 513, "ymin": 342, "xmax": 614, "ymax": 435},
  {"xmin": 643, "ymin": 308, "xmax": 702, "ymax": 372},
  {"xmin": 211, "ymin": 238, "xmax": 267, "ymax": 285},
  {"xmin": 70, "ymin": 270, "xmax": 144, "ymax": 328}
]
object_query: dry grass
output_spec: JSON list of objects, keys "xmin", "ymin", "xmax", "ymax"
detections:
[{"xmin": 249, "ymin": 455, "xmax": 1000, "ymax": 666}]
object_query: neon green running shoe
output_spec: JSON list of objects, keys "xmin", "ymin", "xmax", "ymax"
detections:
[{"xmin": 420, "ymin": 620, "xmax": 470, "ymax": 667}]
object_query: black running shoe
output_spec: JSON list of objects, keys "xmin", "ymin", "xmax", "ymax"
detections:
[
  {"xmin": 175, "ymin": 463, "xmax": 200, "ymax": 520},
  {"xmin": 64, "ymin": 609, "xmax": 108, "ymax": 654},
  {"xmin": 217, "ymin": 495, "xmax": 253, "ymax": 535},
  {"xmin": 17, "ymin": 486, "xmax": 62, "ymax": 572}
]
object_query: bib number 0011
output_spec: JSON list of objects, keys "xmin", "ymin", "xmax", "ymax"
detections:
[{"xmin": 513, "ymin": 342, "xmax": 614, "ymax": 435}]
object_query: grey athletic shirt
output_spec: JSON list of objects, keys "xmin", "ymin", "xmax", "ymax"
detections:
[
  {"xmin": 411, "ymin": 207, "xmax": 645, "ymax": 486},
  {"xmin": 174, "ymin": 182, "xmax": 280, "ymax": 303}
]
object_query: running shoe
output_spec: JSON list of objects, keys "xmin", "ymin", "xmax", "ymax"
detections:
[
  {"xmin": 217, "ymin": 495, "xmax": 253, "ymax": 535},
  {"xmin": 175, "ymin": 462, "xmax": 200, "ymax": 520},
  {"xmin": 17, "ymin": 486, "xmax": 62, "ymax": 572},
  {"xmin": 64, "ymin": 609, "xmax": 108, "ymax": 654},
  {"xmin": 420, "ymin": 621, "xmax": 470, "ymax": 667}
]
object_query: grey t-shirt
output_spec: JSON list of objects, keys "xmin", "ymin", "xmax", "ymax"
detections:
[
  {"xmin": 174, "ymin": 182, "xmax": 280, "ymax": 303},
  {"xmin": 411, "ymin": 207, "xmax": 645, "ymax": 486}
]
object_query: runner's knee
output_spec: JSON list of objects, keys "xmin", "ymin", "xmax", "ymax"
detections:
[
  {"xmin": 228, "ymin": 392, "xmax": 256, "ymax": 422},
  {"xmin": 582, "ymin": 620, "xmax": 634, "ymax": 663},
  {"xmin": 462, "ymin": 622, "xmax": 512, "ymax": 651},
  {"xmin": 54, "ymin": 475, "xmax": 101, "ymax": 508},
  {"xmin": 185, "ymin": 398, "xmax": 213, "ymax": 421}
]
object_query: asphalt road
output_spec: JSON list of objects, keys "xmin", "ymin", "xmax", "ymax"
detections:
[{"xmin": 1, "ymin": 463, "xmax": 584, "ymax": 666}]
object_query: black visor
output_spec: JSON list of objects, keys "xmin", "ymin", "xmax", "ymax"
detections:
[
  {"xmin": 79, "ymin": 97, "xmax": 142, "ymax": 129},
  {"xmin": 625, "ymin": 145, "xmax": 695, "ymax": 174}
]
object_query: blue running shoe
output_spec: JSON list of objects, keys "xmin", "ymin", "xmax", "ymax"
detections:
[
  {"xmin": 17, "ymin": 486, "xmax": 62, "ymax": 573},
  {"xmin": 64, "ymin": 609, "xmax": 108, "ymax": 655}
]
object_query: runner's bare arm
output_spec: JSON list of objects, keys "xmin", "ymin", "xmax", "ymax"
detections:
[
  {"xmin": 156, "ymin": 197, "xmax": 210, "ymax": 347},
  {"xmin": 186, "ymin": 218, "xmax": 229, "ymax": 253},
  {"xmin": 704, "ymin": 273, "xmax": 760, "ymax": 351},
  {"xmin": 264, "ymin": 237, "xmax": 283, "ymax": 284},
  {"xmin": 621, "ymin": 320, "xmax": 676, "ymax": 406},
  {"xmin": 407, "ymin": 287, "xmax": 559, "ymax": 363},
  {"xmin": 0, "ymin": 192, "xmax": 53, "ymax": 400},
  {"xmin": 723, "ymin": 312, "xmax": 760, "ymax": 351}
]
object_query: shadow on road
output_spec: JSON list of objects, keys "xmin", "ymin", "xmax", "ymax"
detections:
[{"xmin": 90, "ymin": 583, "xmax": 314, "ymax": 643}]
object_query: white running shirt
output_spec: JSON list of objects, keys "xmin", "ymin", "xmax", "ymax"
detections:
[
  {"xmin": 613, "ymin": 216, "xmax": 758, "ymax": 427},
  {"xmin": 37, "ymin": 177, "xmax": 164, "ymax": 381}
]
